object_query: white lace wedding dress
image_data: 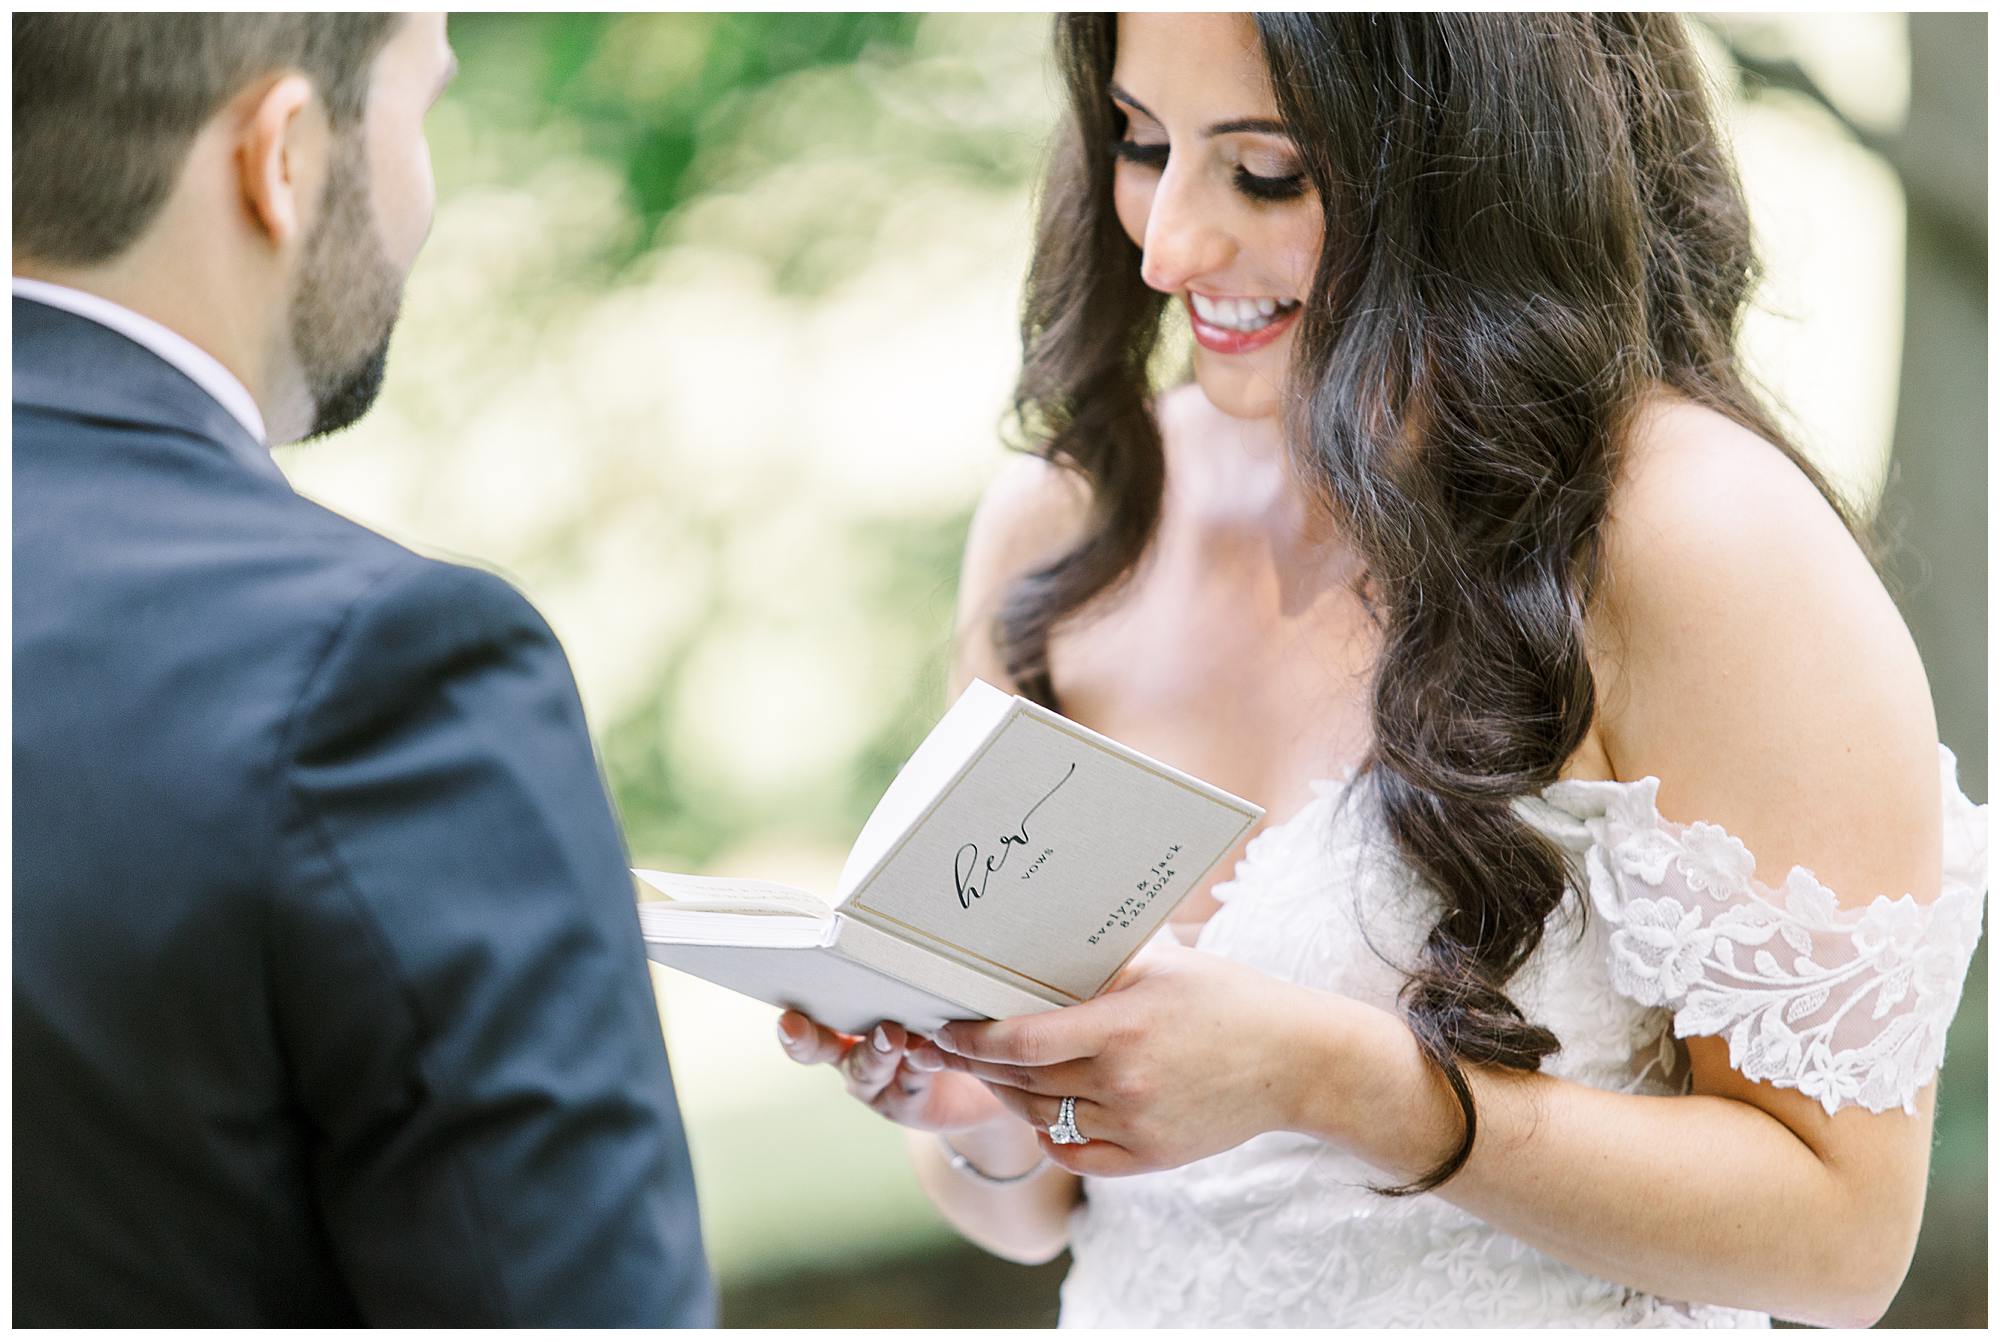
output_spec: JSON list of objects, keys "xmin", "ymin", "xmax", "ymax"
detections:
[{"xmin": 1058, "ymin": 745, "xmax": 1988, "ymax": 1327}]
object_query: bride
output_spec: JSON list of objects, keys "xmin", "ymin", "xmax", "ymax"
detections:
[{"xmin": 776, "ymin": 12, "xmax": 1986, "ymax": 1326}]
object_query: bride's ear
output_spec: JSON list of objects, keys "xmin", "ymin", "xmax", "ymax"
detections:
[{"xmin": 235, "ymin": 72, "xmax": 326, "ymax": 252}]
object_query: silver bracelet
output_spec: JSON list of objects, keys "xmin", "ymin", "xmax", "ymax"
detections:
[{"xmin": 937, "ymin": 1133, "xmax": 1049, "ymax": 1184}]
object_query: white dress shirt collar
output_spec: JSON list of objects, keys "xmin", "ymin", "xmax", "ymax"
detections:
[{"xmin": 12, "ymin": 276, "xmax": 268, "ymax": 445}]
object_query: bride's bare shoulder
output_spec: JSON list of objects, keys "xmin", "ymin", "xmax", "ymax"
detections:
[
  {"xmin": 951, "ymin": 450, "xmax": 1094, "ymax": 693},
  {"xmin": 1591, "ymin": 392, "xmax": 1937, "ymax": 890},
  {"xmin": 1593, "ymin": 393, "xmax": 1881, "ymax": 653},
  {"xmin": 952, "ymin": 386, "xmax": 1209, "ymax": 695}
]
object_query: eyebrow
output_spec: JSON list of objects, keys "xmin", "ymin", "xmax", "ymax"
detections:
[{"xmin": 1109, "ymin": 83, "xmax": 1288, "ymax": 138}]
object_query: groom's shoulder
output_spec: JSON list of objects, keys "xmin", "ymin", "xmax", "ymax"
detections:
[
  {"xmin": 285, "ymin": 508, "xmax": 564, "ymax": 700},
  {"xmin": 195, "ymin": 491, "xmax": 574, "ymax": 751}
]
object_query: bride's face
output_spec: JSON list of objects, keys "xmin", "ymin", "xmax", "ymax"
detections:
[{"xmin": 1109, "ymin": 13, "xmax": 1323, "ymax": 423}]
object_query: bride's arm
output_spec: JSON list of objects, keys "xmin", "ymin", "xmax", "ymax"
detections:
[
  {"xmin": 1288, "ymin": 995, "xmax": 1930, "ymax": 1327},
  {"xmin": 904, "ymin": 1120, "xmax": 1078, "ymax": 1265},
  {"xmin": 776, "ymin": 1011, "xmax": 1075, "ymax": 1263},
  {"xmin": 1440, "ymin": 439, "xmax": 1929, "ymax": 1320},
  {"xmin": 1287, "ymin": 428, "xmax": 1949, "ymax": 1326}
]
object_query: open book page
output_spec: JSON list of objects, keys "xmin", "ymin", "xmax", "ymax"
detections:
[
  {"xmin": 634, "ymin": 870, "xmax": 829, "ymax": 915},
  {"xmin": 645, "ymin": 919, "xmax": 1061, "ymax": 1036},
  {"xmin": 633, "ymin": 870, "xmax": 834, "ymax": 949}
]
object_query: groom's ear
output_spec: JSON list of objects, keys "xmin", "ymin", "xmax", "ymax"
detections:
[{"xmin": 234, "ymin": 72, "xmax": 328, "ymax": 252}]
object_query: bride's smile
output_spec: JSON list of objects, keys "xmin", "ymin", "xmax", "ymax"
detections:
[{"xmin": 1182, "ymin": 291, "xmax": 1301, "ymax": 353}]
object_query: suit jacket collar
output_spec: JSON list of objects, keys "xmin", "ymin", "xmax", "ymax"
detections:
[{"xmin": 12, "ymin": 294, "xmax": 288, "ymax": 486}]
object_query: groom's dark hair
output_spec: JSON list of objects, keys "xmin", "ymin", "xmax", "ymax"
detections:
[{"xmin": 12, "ymin": 13, "xmax": 402, "ymax": 266}]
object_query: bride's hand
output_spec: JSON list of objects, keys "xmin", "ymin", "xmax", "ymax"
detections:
[
  {"xmin": 776, "ymin": 1011, "xmax": 1011, "ymax": 1134},
  {"xmin": 909, "ymin": 941, "xmax": 1328, "ymax": 1175}
]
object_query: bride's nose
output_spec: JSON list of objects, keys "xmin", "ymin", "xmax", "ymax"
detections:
[{"xmin": 1137, "ymin": 166, "xmax": 1236, "ymax": 295}]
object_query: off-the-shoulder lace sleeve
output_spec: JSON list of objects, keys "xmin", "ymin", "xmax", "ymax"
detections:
[{"xmin": 1516, "ymin": 744, "xmax": 1987, "ymax": 1116}]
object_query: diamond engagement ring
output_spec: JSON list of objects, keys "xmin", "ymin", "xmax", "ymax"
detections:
[{"xmin": 1048, "ymin": 1094, "xmax": 1088, "ymax": 1145}]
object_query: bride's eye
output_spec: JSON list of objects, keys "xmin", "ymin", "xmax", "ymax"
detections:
[
  {"xmin": 1233, "ymin": 164, "xmax": 1308, "ymax": 203},
  {"xmin": 1111, "ymin": 138, "xmax": 1169, "ymax": 171}
]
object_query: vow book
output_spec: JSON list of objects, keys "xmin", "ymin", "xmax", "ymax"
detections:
[{"xmin": 637, "ymin": 680, "xmax": 1261, "ymax": 1035}]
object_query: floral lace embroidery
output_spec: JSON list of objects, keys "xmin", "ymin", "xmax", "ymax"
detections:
[
  {"xmin": 1066, "ymin": 777, "xmax": 1769, "ymax": 1328},
  {"xmin": 1522, "ymin": 745, "xmax": 1988, "ymax": 1116}
]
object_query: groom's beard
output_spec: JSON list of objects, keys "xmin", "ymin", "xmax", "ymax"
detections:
[{"xmin": 288, "ymin": 133, "xmax": 406, "ymax": 442}]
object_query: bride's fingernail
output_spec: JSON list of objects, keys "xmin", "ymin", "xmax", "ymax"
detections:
[
  {"xmin": 932, "ymin": 1026, "xmax": 957, "ymax": 1054},
  {"xmin": 871, "ymin": 1025, "xmax": 893, "ymax": 1054},
  {"xmin": 776, "ymin": 1016, "xmax": 802, "ymax": 1046}
]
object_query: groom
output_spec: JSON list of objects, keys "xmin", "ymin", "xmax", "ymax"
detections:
[{"xmin": 13, "ymin": 14, "xmax": 712, "ymax": 1326}]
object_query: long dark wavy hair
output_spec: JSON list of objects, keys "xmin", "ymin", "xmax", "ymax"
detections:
[{"xmin": 997, "ymin": 13, "xmax": 1862, "ymax": 1195}]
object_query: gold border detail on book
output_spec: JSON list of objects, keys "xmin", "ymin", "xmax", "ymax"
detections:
[{"xmin": 845, "ymin": 707, "xmax": 1263, "ymax": 1002}]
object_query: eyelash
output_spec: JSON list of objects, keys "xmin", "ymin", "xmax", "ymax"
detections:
[{"xmin": 1109, "ymin": 139, "xmax": 1310, "ymax": 204}]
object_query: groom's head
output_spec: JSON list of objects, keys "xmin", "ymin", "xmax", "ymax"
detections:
[{"xmin": 12, "ymin": 14, "xmax": 456, "ymax": 442}]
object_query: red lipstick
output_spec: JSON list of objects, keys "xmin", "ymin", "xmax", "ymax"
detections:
[{"xmin": 1186, "ymin": 294, "xmax": 1301, "ymax": 355}]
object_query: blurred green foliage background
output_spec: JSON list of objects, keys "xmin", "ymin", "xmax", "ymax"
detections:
[{"xmin": 274, "ymin": 13, "xmax": 1986, "ymax": 1328}]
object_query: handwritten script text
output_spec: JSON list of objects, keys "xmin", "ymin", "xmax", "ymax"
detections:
[{"xmin": 953, "ymin": 762, "xmax": 1076, "ymax": 911}]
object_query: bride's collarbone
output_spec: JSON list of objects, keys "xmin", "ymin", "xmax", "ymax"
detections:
[
  {"xmin": 1060, "ymin": 551, "xmax": 1375, "ymax": 686},
  {"xmin": 1046, "ymin": 672, "xmax": 1368, "ymax": 832},
  {"xmin": 1046, "ymin": 595, "xmax": 1374, "ymax": 813}
]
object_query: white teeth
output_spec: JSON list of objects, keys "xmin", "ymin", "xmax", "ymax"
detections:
[{"xmin": 1189, "ymin": 293, "xmax": 1293, "ymax": 332}]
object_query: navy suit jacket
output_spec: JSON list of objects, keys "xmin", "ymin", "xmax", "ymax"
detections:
[{"xmin": 13, "ymin": 296, "xmax": 714, "ymax": 1326}]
